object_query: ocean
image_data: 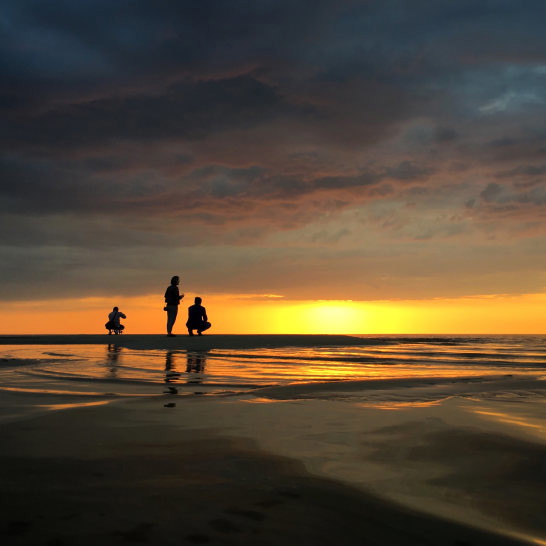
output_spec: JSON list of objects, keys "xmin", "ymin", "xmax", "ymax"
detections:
[{"xmin": 1, "ymin": 334, "xmax": 545, "ymax": 406}]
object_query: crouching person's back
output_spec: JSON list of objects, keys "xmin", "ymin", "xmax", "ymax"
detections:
[{"xmin": 186, "ymin": 297, "xmax": 211, "ymax": 337}]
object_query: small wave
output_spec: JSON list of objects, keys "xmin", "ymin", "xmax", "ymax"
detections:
[
  {"xmin": 1, "ymin": 339, "xmax": 545, "ymax": 402},
  {"xmin": 0, "ymin": 358, "xmax": 47, "ymax": 368},
  {"xmin": 248, "ymin": 374, "xmax": 546, "ymax": 402}
]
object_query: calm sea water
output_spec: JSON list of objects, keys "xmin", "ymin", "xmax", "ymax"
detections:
[{"xmin": 1, "ymin": 335, "xmax": 545, "ymax": 401}]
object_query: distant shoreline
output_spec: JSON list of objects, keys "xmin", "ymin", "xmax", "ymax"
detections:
[
  {"xmin": 0, "ymin": 333, "xmax": 542, "ymax": 350},
  {"xmin": 0, "ymin": 333, "xmax": 368, "ymax": 350}
]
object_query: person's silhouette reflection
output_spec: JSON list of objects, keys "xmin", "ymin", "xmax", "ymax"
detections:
[
  {"xmin": 186, "ymin": 350, "xmax": 207, "ymax": 384},
  {"xmin": 106, "ymin": 344, "xmax": 122, "ymax": 378},
  {"xmin": 164, "ymin": 350, "xmax": 181, "ymax": 394},
  {"xmin": 163, "ymin": 350, "xmax": 208, "ymax": 392}
]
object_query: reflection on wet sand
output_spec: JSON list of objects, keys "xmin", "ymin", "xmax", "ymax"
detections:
[
  {"xmin": 186, "ymin": 350, "xmax": 207, "ymax": 383},
  {"xmin": 106, "ymin": 344, "xmax": 122, "ymax": 378},
  {"xmin": 164, "ymin": 350, "xmax": 180, "ymax": 394},
  {"xmin": 163, "ymin": 350, "xmax": 209, "ymax": 393}
]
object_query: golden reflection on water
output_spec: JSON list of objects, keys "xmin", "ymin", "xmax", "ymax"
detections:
[
  {"xmin": 163, "ymin": 350, "xmax": 208, "ymax": 388},
  {"xmin": 523, "ymin": 535, "xmax": 546, "ymax": 546},
  {"xmin": 37, "ymin": 400, "xmax": 113, "ymax": 411},
  {"xmin": 208, "ymin": 344, "xmax": 544, "ymax": 386},
  {"xmin": 210, "ymin": 356, "xmax": 527, "ymax": 385},
  {"xmin": 0, "ymin": 386, "xmax": 109, "ymax": 396},
  {"xmin": 240, "ymin": 397, "xmax": 287, "ymax": 404},
  {"xmin": 469, "ymin": 408, "xmax": 546, "ymax": 435},
  {"xmin": 356, "ymin": 398, "xmax": 448, "ymax": 410},
  {"xmin": 1, "ymin": 342, "xmax": 545, "ymax": 398}
]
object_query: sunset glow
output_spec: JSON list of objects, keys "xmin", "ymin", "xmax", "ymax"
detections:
[
  {"xmin": 1, "ymin": 293, "xmax": 545, "ymax": 335},
  {"xmin": 2, "ymin": 1, "xmax": 546, "ymax": 335}
]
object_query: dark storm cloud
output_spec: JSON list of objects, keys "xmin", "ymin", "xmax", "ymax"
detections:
[
  {"xmin": 2, "ymin": 0, "xmax": 546, "ymax": 300},
  {"xmin": 1, "ymin": 76, "xmax": 309, "ymax": 149},
  {"xmin": 385, "ymin": 161, "xmax": 435, "ymax": 182},
  {"xmin": 497, "ymin": 164, "xmax": 546, "ymax": 178},
  {"xmin": 479, "ymin": 182, "xmax": 546, "ymax": 208},
  {"xmin": 0, "ymin": 0, "xmax": 344, "ymax": 113}
]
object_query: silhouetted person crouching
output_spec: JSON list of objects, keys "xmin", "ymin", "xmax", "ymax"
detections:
[
  {"xmin": 105, "ymin": 306, "xmax": 126, "ymax": 335},
  {"xmin": 186, "ymin": 297, "xmax": 211, "ymax": 336}
]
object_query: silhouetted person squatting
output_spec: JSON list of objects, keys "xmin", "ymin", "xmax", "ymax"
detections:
[
  {"xmin": 164, "ymin": 275, "xmax": 184, "ymax": 337},
  {"xmin": 186, "ymin": 297, "xmax": 211, "ymax": 336},
  {"xmin": 105, "ymin": 306, "xmax": 126, "ymax": 335}
]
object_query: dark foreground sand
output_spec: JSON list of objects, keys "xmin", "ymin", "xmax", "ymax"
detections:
[{"xmin": 0, "ymin": 400, "xmax": 527, "ymax": 546}]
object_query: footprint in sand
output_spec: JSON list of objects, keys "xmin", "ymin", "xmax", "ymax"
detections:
[
  {"xmin": 208, "ymin": 518, "xmax": 242, "ymax": 533},
  {"xmin": 185, "ymin": 533, "xmax": 211, "ymax": 543},
  {"xmin": 225, "ymin": 507, "xmax": 266, "ymax": 521}
]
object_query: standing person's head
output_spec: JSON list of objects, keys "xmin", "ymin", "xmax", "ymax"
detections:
[
  {"xmin": 195, "ymin": 297, "xmax": 202, "ymax": 305},
  {"xmin": 113, "ymin": 306, "xmax": 119, "ymax": 311},
  {"xmin": 171, "ymin": 275, "xmax": 179, "ymax": 285}
]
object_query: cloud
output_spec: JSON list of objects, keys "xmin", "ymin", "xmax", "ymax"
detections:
[
  {"xmin": 496, "ymin": 163, "xmax": 546, "ymax": 179},
  {"xmin": 2, "ymin": 0, "xmax": 546, "ymax": 302}
]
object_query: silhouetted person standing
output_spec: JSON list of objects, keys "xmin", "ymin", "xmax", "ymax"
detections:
[
  {"xmin": 164, "ymin": 275, "xmax": 184, "ymax": 337},
  {"xmin": 186, "ymin": 297, "xmax": 211, "ymax": 336}
]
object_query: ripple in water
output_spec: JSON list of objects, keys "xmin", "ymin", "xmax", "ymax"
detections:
[{"xmin": 0, "ymin": 336, "xmax": 545, "ymax": 401}]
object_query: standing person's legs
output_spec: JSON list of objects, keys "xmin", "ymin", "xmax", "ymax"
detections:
[{"xmin": 166, "ymin": 305, "xmax": 178, "ymax": 335}]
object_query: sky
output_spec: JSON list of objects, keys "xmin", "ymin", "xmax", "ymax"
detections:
[{"xmin": 1, "ymin": 0, "xmax": 546, "ymax": 334}]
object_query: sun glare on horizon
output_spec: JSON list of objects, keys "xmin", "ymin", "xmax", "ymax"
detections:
[
  {"xmin": 0, "ymin": 293, "xmax": 544, "ymax": 335},
  {"xmin": 294, "ymin": 301, "xmax": 369, "ymax": 334}
]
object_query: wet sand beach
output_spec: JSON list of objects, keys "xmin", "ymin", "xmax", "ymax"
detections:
[
  {"xmin": 1, "ymin": 398, "xmax": 538, "ymax": 546},
  {"xmin": 1, "ymin": 335, "xmax": 545, "ymax": 545}
]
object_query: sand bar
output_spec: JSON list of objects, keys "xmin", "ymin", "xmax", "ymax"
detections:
[{"xmin": 0, "ymin": 333, "xmax": 373, "ymax": 350}]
